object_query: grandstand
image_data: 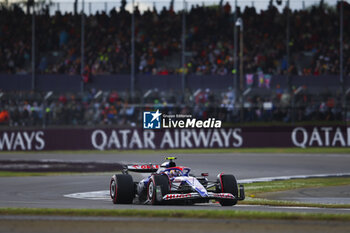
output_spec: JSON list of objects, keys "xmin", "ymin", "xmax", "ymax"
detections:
[{"xmin": 0, "ymin": 0, "xmax": 349, "ymax": 126}]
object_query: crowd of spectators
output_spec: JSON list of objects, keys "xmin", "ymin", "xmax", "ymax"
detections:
[
  {"xmin": 0, "ymin": 1, "xmax": 349, "ymax": 76},
  {"xmin": 0, "ymin": 88, "xmax": 347, "ymax": 127}
]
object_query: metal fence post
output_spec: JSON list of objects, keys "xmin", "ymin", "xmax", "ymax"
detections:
[
  {"xmin": 80, "ymin": 0, "xmax": 85, "ymax": 93},
  {"xmin": 181, "ymin": 0, "xmax": 187, "ymax": 95},
  {"xmin": 233, "ymin": 0, "xmax": 238, "ymax": 101},
  {"xmin": 286, "ymin": 0, "xmax": 294, "ymax": 123},
  {"xmin": 131, "ymin": 0, "xmax": 135, "ymax": 98},
  {"xmin": 238, "ymin": 19, "xmax": 244, "ymax": 122},
  {"xmin": 340, "ymin": 0, "xmax": 345, "ymax": 121},
  {"xmin": 31, "ymin": 2, "xmax": 35, "ymax": 91}
]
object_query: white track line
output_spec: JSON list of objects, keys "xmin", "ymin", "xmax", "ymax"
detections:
[
  {"xmin": 239, "ymin": 173, "xmax": 350, "ymax": 184},
  {"xmin": 64, "ymin": 190, "xmax": 110, "ymax": 200}
]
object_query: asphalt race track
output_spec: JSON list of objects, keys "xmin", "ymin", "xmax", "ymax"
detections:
[
  {"xmin": 2, "ymin": 152, "xmax": 350, "ymax": 179},
  {"xmin": 1, "ymin": 152, "xmax": 350, "ymax": 214}
]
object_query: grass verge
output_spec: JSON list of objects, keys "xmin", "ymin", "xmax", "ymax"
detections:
[
  {"xmin": 0, "ymin": 208, "xmax": 350, "ymax": 221},
  {"xmin": 242, "ymin": 177, "xmax": 350, "ymax": 208},
  {"xmin": 242, "ymin": 198, "xmax": 350, "ymax": 208},
  {"xmin": 1, "ymin": 148, "xmax": 350, "ymax": 154},
  {"xmin": 0, "ymin": 171, "xmax": 109, "ymax": 177}
]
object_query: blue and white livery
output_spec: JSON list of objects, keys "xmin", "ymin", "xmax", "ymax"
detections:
[{"xmin": 110, "ymin": 157, "xmax": 245, "ymax": 206}]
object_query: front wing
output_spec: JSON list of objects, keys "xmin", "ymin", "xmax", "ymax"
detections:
[
  {"xmin": 162, "ymin": 192, "xmax": 236, "ymax": 201},
  {"xmin": 161, "ymin": 184, "xmax": 245, "ymax": 202}
]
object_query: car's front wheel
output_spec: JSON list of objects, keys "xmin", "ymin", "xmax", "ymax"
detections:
[
  {"xmin": 147, "ymin": 174, "xmax": 170, "ymax": 205},
  {"xmin": 218, "ymin": 174, "xmax": 238, "ymax": 206}
]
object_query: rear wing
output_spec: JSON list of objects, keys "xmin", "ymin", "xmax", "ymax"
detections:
[{"xmin": 125, "ymin": 164, "xmax": 161, "ymax": 173}]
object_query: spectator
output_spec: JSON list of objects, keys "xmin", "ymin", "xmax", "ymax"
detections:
[{"xmin": 1, "ymin": 2, "xmax": 348, "ymax": 75}]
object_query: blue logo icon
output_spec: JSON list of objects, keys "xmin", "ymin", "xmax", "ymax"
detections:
[{"xmin": 143, "ymin": 110, "xmax": 162, "ymax": 129}]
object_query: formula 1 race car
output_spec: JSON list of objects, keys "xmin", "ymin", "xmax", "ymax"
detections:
[{"xmin": 109, "ymin": 157, "xmax": 245, "ymax": 206}]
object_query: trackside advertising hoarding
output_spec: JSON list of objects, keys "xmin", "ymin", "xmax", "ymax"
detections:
[{"xmin": 0, "ymin": 126, "xmax": 349, "ymax": 151}]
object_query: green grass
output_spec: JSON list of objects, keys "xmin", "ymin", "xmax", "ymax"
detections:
[
  {"xmin": 1, "ymin": 148, "xmax": 350, "ymax": 154},
  {"xmin": 242, "ymin": 177, "xmax": 350, "ymax": 208},
  {"xmin": 241, "ymin": 198, "xmax": 350, "ymax": 208},
  {"xmin": 0, "ymin": 208, "xmax": 350, "ymax": 221},
  {"xmin": 0, "ymin": 171, "xmax": 109, "ymax": 177},
  {"xmin": 245, "ymin": 177, "xmax": 350, "ymax": 194}
]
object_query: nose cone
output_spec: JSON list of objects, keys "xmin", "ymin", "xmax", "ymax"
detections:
[{"xmin": 186, "ymin": 177, "xmax": 208, "ymax": 197}]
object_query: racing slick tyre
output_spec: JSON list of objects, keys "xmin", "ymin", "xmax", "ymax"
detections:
[
  {"xmin": 147, "ymin": 174, "xmax": 170, "ymax": 205},
  {"xmin": 110, "ymin": 174, "xmax": 135, "ymax": 204},
  {"xmin": 218, "ymin": 174, "xmax": 238, "ymax": 206}
]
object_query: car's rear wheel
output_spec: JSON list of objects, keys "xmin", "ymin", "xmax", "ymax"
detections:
[
  {"xmin": 218, "ymin": 174, "xmax": 238, "ymax": 206},
  {"xmin": 110, "ymin": 174, "xmax": 134, "ymax": 204},
  {"xmin": 147, "ymin": 174, "xmax": 170, "ymax": 205}
]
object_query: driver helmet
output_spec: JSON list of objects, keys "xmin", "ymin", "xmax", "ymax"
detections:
[
  {"xmin": 161, "ymin": 161, "xmax": 176, "ymax": 168},
  {"xmin": 169, "ymin": 169, "xmax": 180, "ymax": 177},
  {"xmin": 161, "ymin": 162, "xmax": 170, "ymax": 168}
]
